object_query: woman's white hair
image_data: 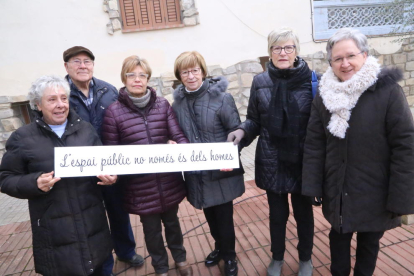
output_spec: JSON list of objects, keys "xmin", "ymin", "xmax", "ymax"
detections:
[
  {"xmin": 28, "ymin": 75, "xmax": 70, "ymax": 110},
  {"xmin": 326, "ymin": 28, "xmax": 369, "ymax": 61},
  {"xmin": 268, "ymin": 27, "xmax": 300, "ymax": 56}
]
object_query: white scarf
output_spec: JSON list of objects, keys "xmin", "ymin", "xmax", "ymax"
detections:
[{"xmin": 319, "ymin": 56, "xmax": 381, "ymax": 139}]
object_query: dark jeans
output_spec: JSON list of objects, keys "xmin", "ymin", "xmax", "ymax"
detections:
[
  {"xmin": 329, "ymin": 229, "xmax": 384, "ymax": 276},
  {"xmin": 140, "ymin": 205, "xmax": 186, "ymax": 274},
  {"xmin": 266, "ymin": 191, "xmax": 314, "ymax": 261},
  {"xmin": 101, "ymin": 184, "xmax": 136, "ymax": 276},
  {"xmin": 203, "ymin": 201, "xmax": 236, "ymax": 261}
]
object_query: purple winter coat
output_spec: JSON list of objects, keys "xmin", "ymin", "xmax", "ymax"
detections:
[{"xmin": 101, "ymin": 87, "xmax": 188, "ymax": 215}]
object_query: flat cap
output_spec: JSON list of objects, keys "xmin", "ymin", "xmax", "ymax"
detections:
[{"xmin": 63, "ymin": 46, "xmax": 95, "ymax": 62}]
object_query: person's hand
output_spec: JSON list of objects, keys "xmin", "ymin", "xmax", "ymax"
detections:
[
  {"xmin": 167, "ymin": 140, "xmax": 177, "ymax": 144},
  {"xmin": 308, "ymin": 196, "xmax": 322, "ymax": 206},
  {"xmin": 220, "ymin": 168, "xmax": 234, "ymax": 172},
  {"xmin": 227, "ymin": 129, "xmax": 245, "ymax": 145},
  {"xmin": 97, "ymin": 175, "xmax": 118, "ymax": 185},
  {"xmin": 37, "ymin": 171, "xmax": 61, "ymax": 192}
]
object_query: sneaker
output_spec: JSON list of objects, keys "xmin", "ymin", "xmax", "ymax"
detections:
[
  {"xmin": 176, "ymin": 260, "xmax": 193, "ymax": 276},
  {"xmin": 298, "ymin": 259, "xmax": 313, "ymax": 276},
  {"xmin": 117, "ymin": 253, "xmax": 144, "ymax": 267},
  {"xmin": 224, "ymin": 259, "xmax": 238, "ymax": 276},
  {"xmin": 205, "ymin": 249, "xmax": 222, "ymax": 267},
  {"xmin": 267, "ymin": 259, "xmax": 284, "ymax": 276}
]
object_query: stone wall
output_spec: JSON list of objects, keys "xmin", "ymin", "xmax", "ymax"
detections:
[
  {"xmin": 103, "ymin": 0, "xmax": 199, "ymax": 35},
  {"xmin": 0, "ymin": 96, "xmax": 27, "ymax": 161}
]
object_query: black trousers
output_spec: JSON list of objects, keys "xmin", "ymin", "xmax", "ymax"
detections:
[
  {"xmin": 203, "ymin": 201, "xmax": 236, "ymax": 261},
  {"xmin": 329, "ymin": 229, "xmax": 384, "ymax": 276},
  {"xmin": 140, "ymin": 205, "xmax": 186, "ymax": 274},
  {"xmin": 267, "ymin": 191, "xmax": 314, "ymax": 261}
]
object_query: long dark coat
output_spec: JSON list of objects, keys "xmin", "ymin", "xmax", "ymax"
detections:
[
  {"xmin": 172, "ymin": 77, "xmax": 245, "ymax": 209},
  {"xmin": 0, "ymin": 110, "xmax": 112, "ymax": 276},
  {"xmin": 302, "ymin": 68, "xmax": 414, "ymax": 233},
  {"xmin": 240, "ymin": 58, "xmax": 313, "ymax": 194},
  {"xmin": 101, "ymin": 87, "xmax": 188, "ymax": 215}
]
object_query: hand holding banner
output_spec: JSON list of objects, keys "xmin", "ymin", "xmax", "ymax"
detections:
[{"xmin": 54, "ymin": 142, "xmax": 240, "ymax": 178}]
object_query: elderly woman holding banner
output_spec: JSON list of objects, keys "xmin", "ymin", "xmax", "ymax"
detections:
[
  {"xmin": 101, "ymin": 55, "xmax": 192, "ymax": 276},
  {"xmin": 0, "ymin": 75, "xmax": 116, "ymax": 276},
  {"xmin": 303, "ymin": 28, "xmax": 414, "ymax": 275},
  {"xmin": 172, "ymin": 51, "xmax": 245, "ymax": 276}
]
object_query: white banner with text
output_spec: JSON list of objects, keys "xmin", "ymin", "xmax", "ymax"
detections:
[{"xmin": 54, "ymin": 142, "xmax": 239, "ymax": 178}]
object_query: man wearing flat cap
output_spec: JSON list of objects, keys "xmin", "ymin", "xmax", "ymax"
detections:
[{"xmin": 64, "ymin": 46, "xmax": 143, "ymax": 276}]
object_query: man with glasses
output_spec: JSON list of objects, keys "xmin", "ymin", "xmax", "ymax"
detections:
[{"xmin": 63, "ymin": 46, "xmax": 143, "ymax": 276}]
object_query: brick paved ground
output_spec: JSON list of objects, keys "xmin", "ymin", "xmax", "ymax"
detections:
[{"xmin": 2, "ymin": 139, "xmax": 414, "ymax": 275}]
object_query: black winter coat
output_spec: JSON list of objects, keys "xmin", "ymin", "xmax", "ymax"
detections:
[
  {"xmin": 302, "ymin": 68, "xmax": 414, "ymax": 233},
  {"xmin": 240, "ymin": 58, "xmax": 313, "ymax": 194},
  {"xmin": 101, "ymin": 87, "xmax": 188, "ymax": 215},
  {"xmin": 67, "ymin": 76, "xmax": 118, "ymax": 138},
  {"xmin": 0, "ymin": 111, "xmax": 112, "ymax": 276},
  {"xmin": 172, "ymin": 77, "xmax": 245, "ymax": 209}
]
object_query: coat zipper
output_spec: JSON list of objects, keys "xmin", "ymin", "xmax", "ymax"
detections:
[
  {"xmin": 38, "ymin": 119, "xmax": 89, "ymax": 275},
  {"xmin": 143, "ymin": 114, "xmax": 167, "ymax": 212}
]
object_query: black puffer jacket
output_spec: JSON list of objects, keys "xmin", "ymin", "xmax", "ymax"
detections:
[
  {"xmin": 172, "ymin": 77, "xmax": 245, "ymax": 209},
  {"xmin": 240, "ymin": 58, "xmax": 313, "ymax": 194},
  {"xmin": 0, "ymin": 110, "xmax": 112, "ymax": 276},
  {"xmin": 67, "ymin": 76, "xmax": 118, "ymax": 138},
  {"xmin": 302, "ymin": 67, "xmax": 414, "ymax": 233}
]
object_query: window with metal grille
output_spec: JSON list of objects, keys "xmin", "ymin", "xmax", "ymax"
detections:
[
  {"xmin": 313, "ymin": 0, "xmax": 411, "ymax": 40},
  {"xmin": 119, "ymin": 0, "xmax": 183, "ymax": 32}
]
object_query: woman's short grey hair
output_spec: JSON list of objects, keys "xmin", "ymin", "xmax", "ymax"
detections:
[
  {"xmin": 28, "ymin": 75, "xmax": 70, "ymax": 110},
  {"xmin": 326, "ymin": 28, "xmax": 369, "ymax": 61},
  {"xmin": 268, "ymin": 27, "xmax": 300, "ymax": 56}
]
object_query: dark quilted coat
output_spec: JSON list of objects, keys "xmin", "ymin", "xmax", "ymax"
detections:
[
  {"xmin": 101, "ymin": 87, "xmax": 188, "ymax": 216},
  {"xmin": 0, "ymin": 110, "xmax": 112, "ymax": 276},
  {"xmin": 172, "ymin": 77, "xmax": 245, "ymax": 209},
  {"xmin": 302, "ymin": 68, "xmax": 414, "ymax": 233},
  {"xmin": 67, "ymin": 75, "xmax": 118, "ymax": 138},
  {"xmin": 240, "ymin": 58, "xmax": 313, "ymax": 194}
]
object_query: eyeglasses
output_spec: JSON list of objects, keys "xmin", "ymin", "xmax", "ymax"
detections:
[
  {"xmin": 67, "ymin": 59, "xmax": 94, "ymax": 67},
  {"xmin": 271, "ymin": 45, "xmax": 296, "ymax": 54},
  {"xmin": 180, "ymin": 68, "xmax": 202, "ymax": 77},
  {"xmin": 331, "ymin": 52, "xmax": 364, "ymax": 65},
  {"xmin": 126, "ymin": 72, "xmax": 149, "ymax": 80}
]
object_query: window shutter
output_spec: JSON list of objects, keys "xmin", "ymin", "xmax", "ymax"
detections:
[
  {"xmin": 137, "ymin": 0, "xmax": 152, "ymax": 29},
  {"xmin": 119, "ymin": 0, "xmax": 138, "ymax": 30},
  {"xmin": 149, "ymin": 0, "xmax": 166, "ymax": 28},
  {"xmin": 120, "ymin": 0, "xmax": 183, "ymax": 32},
  {"xmin": 164, "ymin": 0, "xmax": 181, "ymax": 25}
]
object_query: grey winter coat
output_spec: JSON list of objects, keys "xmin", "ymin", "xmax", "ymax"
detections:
[
  {"xmin": 172, "ymin": 77, "xmax": 245, "ymax": 209},
  {"xmin": 302, "ymin": 68, "xmax": 414, "ymax": 233}
]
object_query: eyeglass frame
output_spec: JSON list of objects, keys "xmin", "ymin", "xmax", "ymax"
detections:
[
  {"xmin": 330, "ymin": 51, "xmax": 365, "ymax": 65},
  {"xmin": 66, "ymin": 59, "xmax": 94, "ymax": 67},
  {"xmin": 271, "ymin": 45, "xmax": 296, "ymax": 55},
  {"xmin": 125, "ymin": 72, "xmax": 149, "ymax": 80},
  {"xmin": 180, "ymin": 67, "xmax": 202, "ymax": 77}
]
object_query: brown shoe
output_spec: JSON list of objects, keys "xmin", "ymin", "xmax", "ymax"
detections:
[{"xmin": 176, "ymin": 261, "xmax": 193, "ymax": 276}]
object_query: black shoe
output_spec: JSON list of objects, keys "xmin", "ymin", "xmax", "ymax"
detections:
[
  {"xmin": 117, "ymin": 254, "xmax": 144, "ymax": 267},
  {"xmin": 205, "ymin": 249, "xmax": 222, "ymax": 267},
  {"xmin": 225, "ymin": 259, "xmax": 238, "ymax": 276}
]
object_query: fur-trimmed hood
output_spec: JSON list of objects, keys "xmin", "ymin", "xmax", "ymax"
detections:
[{"xmin": 173, "ymin": 76, "xmax": 229, "ymax": 102}]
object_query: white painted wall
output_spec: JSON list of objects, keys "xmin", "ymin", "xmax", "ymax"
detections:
[{"xmin": 0, "ymin": 0, "xmax": 403, "ymax": 96}]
